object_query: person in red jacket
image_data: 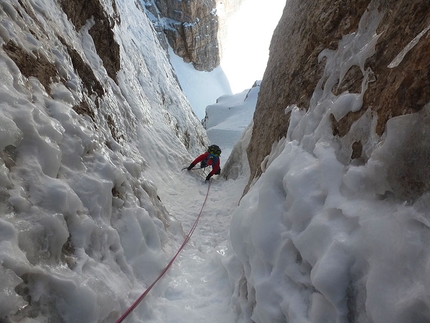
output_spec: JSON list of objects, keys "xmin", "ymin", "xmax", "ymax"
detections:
[{"xmin": 187, "ymin": 145, "xmax": 221, "ymax": 181}]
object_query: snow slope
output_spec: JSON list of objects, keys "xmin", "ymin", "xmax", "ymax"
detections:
[
  {"xmin": 169, "ymin": 48, "xmax": 232, "ymax": 121},
  {"xmin": 139, "ymin": 90, "xmax": 258, "ymax": 323}
]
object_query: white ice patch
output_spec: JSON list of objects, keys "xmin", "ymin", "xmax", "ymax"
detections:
[
  {"xmin": 388, "ymin": 24, "xmax": 430, "ymax": 68},
  {"xmin": 0, "ymin": 266, "xmax": 27, "ymax": 316},
  {"xmin": 0, "ymin": 219, "xmax": 29, "ymax": 317},
  {"xmin": 0, "ymin": 111, "xmax": 23, "ymax": 151}
]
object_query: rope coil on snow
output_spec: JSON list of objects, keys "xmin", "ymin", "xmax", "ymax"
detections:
[{"xmin": 115, "ymin": 180, "xmax": 212, "ymax": 323}]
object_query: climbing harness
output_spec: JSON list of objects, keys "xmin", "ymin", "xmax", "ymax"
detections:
[{"xmin": 115, "ymin": 180, "xmax": 212, "ymax": 323}]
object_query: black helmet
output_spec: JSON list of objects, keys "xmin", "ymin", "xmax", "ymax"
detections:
[{"xmin": 208, "ymin": 144, "xmax": 221, "ymax": 156}]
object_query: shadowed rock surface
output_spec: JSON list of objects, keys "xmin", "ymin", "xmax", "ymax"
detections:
[{"xmin": 142, "ymin": 0, "xmax": 220, "ymax": 71}]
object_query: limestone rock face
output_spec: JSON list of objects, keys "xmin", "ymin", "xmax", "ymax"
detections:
[
  {"xmin": 144, "ymin": 0, "xmax": 220, "ymax": 71},
  {"xmin": 60, "ymin": 0, "xmax": 121, "ymax": 84},
  {"xmin": 245, "ymin": 0, "xmax": 430, "ymax": 196}
]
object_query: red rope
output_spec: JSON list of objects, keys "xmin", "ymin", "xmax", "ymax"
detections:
[{"xmin": 115, "ymin": 180, "xmax": 212, "ymax": 323}]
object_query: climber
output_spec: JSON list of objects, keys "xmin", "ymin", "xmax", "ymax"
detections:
[{"xmin": 187, "ymin": 144, "xmax": 221, "ymax": 181}]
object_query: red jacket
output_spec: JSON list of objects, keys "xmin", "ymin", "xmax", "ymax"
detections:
[{"xmin": 192, "ymin": 152, "xmax": 220, "ymax": 176}]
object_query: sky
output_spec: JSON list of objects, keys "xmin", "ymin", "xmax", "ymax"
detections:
[
  {"xmin": 1, "ymin": 0, "xmax": 430, "ymax": 323},
  {"xmin": 218, "ymin": 0, "xmax": 286, "ymax": 93}
]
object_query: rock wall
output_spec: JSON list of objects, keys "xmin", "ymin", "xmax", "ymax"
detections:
[
  {"xmin": 245, "ymin": 0, "xmax": 430, "ymax": 195},
  {"xmin": 143, "ymin": 0, "xmax": 220, "ymax": 71},
  {"xmin": 60, "ymin": 0, "xmax": 121, "ymax": 84}
]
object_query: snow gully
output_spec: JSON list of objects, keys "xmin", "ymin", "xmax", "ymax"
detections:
[{"xmin": 115, "ymin": 181, "xmax": 212, "ymax": 323}]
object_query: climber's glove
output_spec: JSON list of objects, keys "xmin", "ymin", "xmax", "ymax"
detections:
[{"xmin": 187, "ymin": 163, "xmax": 195, "ymax": 171}]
